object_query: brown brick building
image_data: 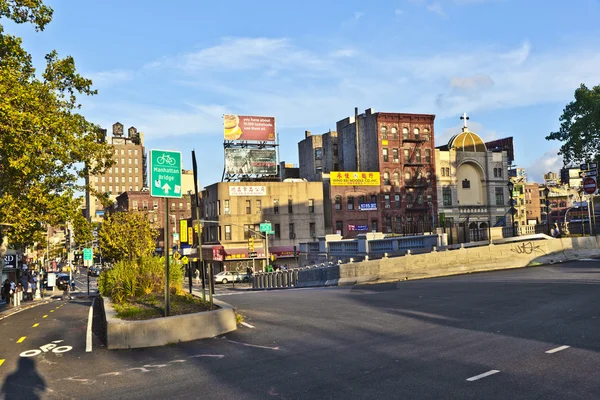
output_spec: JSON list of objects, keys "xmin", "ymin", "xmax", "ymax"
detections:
[
  {"xmin": 298, "ymin": 108, "xmax": 437, "ymax": 237},
  {"xmin": 524, "ymin": 183, "xmax": 541, "ymax": 224}
]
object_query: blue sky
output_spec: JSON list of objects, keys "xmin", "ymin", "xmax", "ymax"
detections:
[{"xmin": 8, "ymin": 0, "xmax": 600, "ymax": 184}]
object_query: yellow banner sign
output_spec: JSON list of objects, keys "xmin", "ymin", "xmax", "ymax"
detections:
[
  {"xmin": 180, "ymin": 220, "xmax": 188, "ymax": 243},
  {"xmin": 331, "ymin": 171, "xmax": 380, "ymax": 186},
  {"xmin": 188, "ymin": 227, "xmax": 193, "ymax": 244}
]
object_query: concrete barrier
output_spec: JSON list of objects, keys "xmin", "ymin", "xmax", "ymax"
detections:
[
  {"xmin": 295, "ymin": 236, "xmax": 600, "ymax": 288},
  {"xmin": 101, "ymin": 296, "xmax": 237, "ymax": 349}
]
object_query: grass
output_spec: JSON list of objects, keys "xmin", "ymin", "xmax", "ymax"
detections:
[{"xmin": 113, "ymin": 293, "xmax": 217, "ymax": 321}]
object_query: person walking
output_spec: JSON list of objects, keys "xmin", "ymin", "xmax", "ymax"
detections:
[{"xmin": 194, "ymin": 268, "xmax": 200, "ymax": 285}]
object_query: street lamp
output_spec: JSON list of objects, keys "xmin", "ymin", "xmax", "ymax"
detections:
[
  {"xmin": 543, "ymin": 186, "xmax": 550, "ymax": 235},
  {"xmin": 507, "ymin": 181, "xmax": 516, "ymax": 236}
]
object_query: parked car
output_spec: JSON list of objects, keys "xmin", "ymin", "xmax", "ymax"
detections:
[
  {"xmin": 214, "ymin": 271, "xmax": 250, "ymax": 284},
  {"xmin": 88, "ymin": 266, "xmax": 101, "ymax": 277}
]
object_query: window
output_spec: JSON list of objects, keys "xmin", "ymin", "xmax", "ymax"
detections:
[
  {"xmin": 274, "ymin": 199, "xmax": 279, "ymax": 214},
  {"xmin": 393, "ymin": 148, "xmax": 399, "ymax": 163},
  {"xmin": 289, "ymin": 223, "xmax": 295, "ymax": 236},
  {"xmin": 385, "ymin": 216, "xmax": 392, "ymax": 233},
  {"xmin": 225, "ymin": 225, "xmax": 231, "ymax": 241},
  {"xmin": 121, "ymin": 167, "xmax": 125, "ymax": 173},
  {"xmin": 462, "ymin": 179, "xmax": 471, "ymax": 189},
  {"xmin": 383, "ymin": 172, "xmax": 390, "ymax": 185},
  {"xmin": 288, "ymin": 199, "xmax": 293, "ymax": 214},
  {"xmin": 315, "ymin": 148, "xmax": 323, "ymax": 160},
  {"xmin": 135, "ymin": 185, "xmax": 139, "ymax": 191},
  {"xmin": 143, "ymin": 200, "xmax": 148, "ymax": 209},
  {"xmin": 187, "ymin": 202, "xmax": 191, "ymax": 210},
  {"xmin": 120, "ymin": 149, "xmax": 124, "ymax": 155},
  {"xmin": 128, "ymin": 149, "xmax": 132, "ymax": 155},
  {"xmin": 94, "ymin": 176, "xmax": 99, "ymax": 183},
  {"xmin": 246, "ymin": 200, "xmax": 251, "ymax": 214},
  {"xmin": 425, "ymin": 149, "xmax": 431, "ymax": 164},
  {"xmin": 135, "ymin": 177, "xmax": 139, "ymax": 183},
  {"xmin": 402, "ymin": 127, "xmax": 409, "ymax": 140},
  {"xmin": 415, "ymin": 149, "xmax": 421, "ymax": 163},
  {"xmin": 414, "ymin": 128, "xmax": 420, "ymax": 140},
  {"xmin": 275, "ymin": 224, "xmax": 281, "ymax": 239},
  {"xmin": 308, "ymin": 199, "xmax": 315, "ymax": 213},
  {"xmin": 495, "ymin": 187, "xmax": 505, "ymax": 206},
  {"xmin": 384, "ymin": 194, "xmax": 391, "ymax": 208},
  {"xmin": 115, "ymin": 176, "xmax": 119, "ymax": 183},
  {"xmin": 381, "ymin": 126, "xmax": 388, "ymax": 138},
  {"xmin": 134, "ymin": 149, "xmax": 138, "ymax": 155},
  {"xmin": 406, "ymin": 193, "xmax": 413, "ymax": 204},
  {"xmin": 382, "ymin": 148, "xmax": 389, "ymax": 162},
  {"xmin": 333, "ymin": 144, "xmax": 338, "ymax": 157},
  {"xmin": 358, "ymin": 196, "xmax": 365, "ymax": 206},
  {"xmin": 101, "ymin": 185, "xmax": 105, "ymax": 192},
  {"xmin": 393, "ymin": 171, "xmax": 400, "ymax": 185},
  {"xmin": 335, "ymin": 196, "xmax": 342, "ymax": 210},
  {"xmin": 134, "ymin": 159, "xmax": 138, "ymax": 165},
  {"xmin": 391, "ymin": 127, "xmax": 398, "ymax": 139},
  {"xmin": 417, "ymin": 194, "xmax": 423, "ymax": 205},
  {"xmin": 441, "ymin": 167, "xmax": 450, "ymax": 177},
  {"xmin": 316, "ymin": 167, "xmax": 323, "ymax": 174},
  {"xmin": 443, "ymin": 187, "xmax": 452, "ymax": 206},
  {"xmin": 335, "ymin": 221, "xmax": 343, "ymax": 234},
  {"xmin": 498, "ymin": 168, "xmax": 503, "ymax": 178},
  {"xmin": 256, "ymin": 200, "xmax": 262, "ymax": 214},
  {"xmin": 423, "ymin": 128, "xmax": 430, "ymax": 141},
  {"xmin": 179, "ymin": 202, "xmax": 183, "ymax": 210},
  {"xmin": 347, "ymin": 196, "xmax": 354, "ymax": 210},
  {"xmin": 121, "ymin": 185, "xmax": 125, "ymax": 192},
  {"xmin": 216, "ymin": 200, "xmax": 220, "ymax": 215},
  {"xmin": 309, "ymin": 222, "xmax": 316, "ymax": 237},
  {"xmin": 121, "ymin": 158, "xmax": 125, "ymax": 164},
  {"xmin": 153, "ymin": 200, "xmax": 158, "ymax": 209},
  {"xmin": 370, "ymin": 195, "xmax": 377, "ymax": 203},
  {"xmin": 371, "ymin": 220, "xmax": 378, "ymax": 232},
  {"xmin": 129, "ymin": 167, "xmax": 132, "ymax": 173},
  {"xmin": 405, "ymin": 171, "xmax": 411, "ymax": 181},
  {"xmin": 135, "ymin": 167, "xmax": 139, "ymax": 173},
  {"xmin": 128, "ymin": 177, "xmax": 132, "ymax": 183},
  {"xmin": 395, "ymin": 194, "xmax": 401, "ymax": 208},
  {"xmin": 404, "ymin": 149, "xmax": 410, "ymax": 162}
]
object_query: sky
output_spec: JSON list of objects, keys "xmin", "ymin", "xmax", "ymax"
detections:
[{"xmin": 7, "ymin": 0, "xmax": 600, "ymax": 185}]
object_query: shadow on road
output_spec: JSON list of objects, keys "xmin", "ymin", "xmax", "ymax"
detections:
[{"xmin": 1, "ymin": 357, "xmax": 46, "ymax": 400}]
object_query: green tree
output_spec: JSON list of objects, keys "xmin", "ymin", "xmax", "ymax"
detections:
[
  {"xmin": 72, "ymin": 212, "xmax": 95, "ymax": 248},
  {"xmin": 98, "ymin": 212, "xmax": 158, "ymax": 262},
  {"xmin": 0, "ymin": 1, "xmax": 113, "ymax": 275},
  {"xmin": 546, "ymin": 83, "xmax": 600, "ymax": 165}
]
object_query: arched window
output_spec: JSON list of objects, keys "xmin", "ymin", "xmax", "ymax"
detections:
[
  {"xmin": 383, "ymin": 172, "xmax": 390, "ymax": 185},
  {"xmin": 381, "ymin": 126, "xmax": 388, "ymax": 139},
  {"xmin": 335, "ymin": 196, "xmax": 342, "ymax": 210},
  {"xmin": 405, "ymin": 171, "xmax": 411, "ymax": 180},
  {"xmin": 402, "ymin": 127, "xmax": 409, "ymax": 139},
  {"xmin": 391, "ymin": 127, "xmax": 398, "ymax": 139},
  {"xmin": 414, "ymin": 128, "xmax": 420, "ymax": 140},
  {"xmin": 393, "ymin": 171, "xmax": 400, "ymax": 185},
  {"xmin": 423, "ymin": 128, "xmax": 430, "ymax": 140}
]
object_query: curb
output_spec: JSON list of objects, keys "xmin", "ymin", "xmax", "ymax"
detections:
[{"xmin": 0, "ymin": 298, "xmax": 55, "ymax": 321}]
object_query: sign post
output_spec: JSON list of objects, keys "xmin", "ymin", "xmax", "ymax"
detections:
[
  {"xmin": 260, "ymin": 222, "xmax": 272, "ymax": 272},
  {"xmin": 150, "ymin": 149, "xmax": 182, "ymax": 317}
]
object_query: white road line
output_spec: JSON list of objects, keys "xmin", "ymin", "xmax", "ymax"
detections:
[
  {"xmin": 466, "ymin": 370, "xmax": 500, "ymax": 382},
  {"xmin": 223, "ymin": 337, "xmax": 280, "ymax": 350},
  {"xmin": 241, "ymin": 322, "xmax": 255, "ymax": 329},
  {"xmin": 546, "ymin": 345, "xmax": 570, "ymax": 354},
  {"xmin": 86, "ymin": 298, "xmax": 95, "ymax": 353}
]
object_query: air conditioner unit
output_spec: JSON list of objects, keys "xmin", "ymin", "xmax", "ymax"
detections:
[
  {"xmin": 289, "ymin": 233, "xmax": 296, "ymax": 239},
  {"xmin": 385, "ymin": 205, "xmax": 391, "ymax": 208}
]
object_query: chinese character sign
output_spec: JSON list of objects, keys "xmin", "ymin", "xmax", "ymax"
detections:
[{"xmin": 331, "ymin": 171, "xmax": 380, "ymax": 186}]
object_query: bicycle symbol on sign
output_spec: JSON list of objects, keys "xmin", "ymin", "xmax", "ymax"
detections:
[
  {"xmin": 156, "ymin": 154, "xmax": 176, "ymax": 166},
  {"xmin": 20, "ymin": 340, "xmax": 73, "ymax": 357}
]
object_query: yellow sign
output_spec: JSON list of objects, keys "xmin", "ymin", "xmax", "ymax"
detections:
[
  {"xmin": 382, "ymin": 140, "xmax": 389, "ymax": 145},
  {"xmin": 181, "ymin": 256, "xmax": 189, "ymax": 264},
  {"xmin": 180, "ymin": 220, "xmax": 188, "ymax": 243},
  {"xmin": 188, "ymin": 227, "xmax": 194, "ymax": 243},
  {"xmin": 173, "ymin": 251, "xmax": 181, "ymax": 260},
  {"xmin": 331, "ymin": 171, "xmax": 380, "ymax": 186}
]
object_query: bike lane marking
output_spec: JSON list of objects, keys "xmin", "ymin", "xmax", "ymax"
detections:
[
  {"xmin": 32, "ymin": 323, "xmax": 39, "ymax": 328},
  {"xmin": 0, "ymin": 359, "xmax": 4, "ymax": 366},
  {"xmin": 17, "ymin": 336, "xmax": 26, "ymax": 343},
  {"xmin": 42, "ymin": 314, "xmax": 48, "ymax": 318}
]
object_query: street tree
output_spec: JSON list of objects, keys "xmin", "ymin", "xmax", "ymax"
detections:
[
  {"xmin": 98, "ymin": 212, "xmax": 158, "ymax": 262},
  {"xmin": 546, "ymin": 83, "xmax": 600, "ymax": 165},
  {"xmin": 0, "ymin": 1, "xmax": 113, "ymax": 275}
]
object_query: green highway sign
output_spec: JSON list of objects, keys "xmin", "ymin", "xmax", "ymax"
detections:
[
  {"xmin": 150, "ymin": 150, "xmax": 182, "ymax": 198},
  {"xmin": 83, "ymin": 248, "xmax": 93, "ymax": 261},
  {"xmin": 259, "ymin": 223, "xmax": 272, "ymax": 233}
]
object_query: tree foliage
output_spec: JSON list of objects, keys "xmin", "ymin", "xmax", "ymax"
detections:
[
  {"xmin": 98, "ymin": 212, "xmax": 158, "ymax": 262},
  {"xmin": 546, "ymin": 83, "xmax": 600, "ymax": 165},
  {"xmin": 0, "ymin": 1, "xmax": 113, "ymax": 269}
]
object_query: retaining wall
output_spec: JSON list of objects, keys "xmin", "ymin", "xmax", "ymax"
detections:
[
  {"xmin": 101, "ymin": 297, "xmax": 237, "ymax": 349},
  {"xmin": 295, "ymin": 236, "xmax": 600, "ymax": 287}
]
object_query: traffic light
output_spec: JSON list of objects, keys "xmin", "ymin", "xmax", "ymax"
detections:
[{"xmin": 248, "ymin": 237, "xmax": 255, "ymax": 252}]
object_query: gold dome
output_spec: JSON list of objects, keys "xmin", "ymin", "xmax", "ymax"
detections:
[{"xmin": 448, "ymin": 130, "xmax": 487, "ymax": 152}]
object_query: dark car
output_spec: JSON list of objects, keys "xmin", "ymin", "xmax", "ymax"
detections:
[
  {"xmin": 88, "ymin": 266, "xmax": 101, "ymax": 277},
  {"xmin": 56, "ymin": 274, "xmax": 76, "ymax": 291}
]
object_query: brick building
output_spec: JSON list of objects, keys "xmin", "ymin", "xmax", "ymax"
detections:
[
  {"xmin": 524, "ymin": 183, "xmax": 541, "ymax": 223},
  {"xmin": 298, "ymin": 108, "xmax": 437, "ymax": 237}
]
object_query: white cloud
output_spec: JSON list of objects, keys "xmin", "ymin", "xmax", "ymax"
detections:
[
  {"xmin": 427, "ymin": 2, "xmax": 446, "ymax": 16},
  {"xmin": 438, "ymin": 120, "xmax": 498, "ymax": 147},
  {"xmin": 450, "ymin": 74, "xmax": 495, "ymax": 92},
  {"xmin": 525, "ymin": 150, "xmax": 564, "ymax": 183},
  {"xmin": 87, "ymin": 70, "xmax": 133, "ymax": 87}
]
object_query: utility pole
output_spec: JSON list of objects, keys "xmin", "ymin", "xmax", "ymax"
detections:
[
  {"xmin": 191, "ymin": 150, "xmax": 206, "ymax": 302},
  {"xmin": 164, "ymin": 198, "xmax": 170, "ymax": 317}
]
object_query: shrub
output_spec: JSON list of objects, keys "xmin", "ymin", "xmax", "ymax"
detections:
[{"xmin": 99, "ymin": 256, "xmax": 184, "ymax": 304}]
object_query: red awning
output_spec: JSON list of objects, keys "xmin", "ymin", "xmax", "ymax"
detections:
[
  {"xmin": 222, "ymin": 246, "xmax": 297, "ymax": 260},
  {"xmin": 202, "ymin": 245, "xmax": 224, "ymax": 262}
]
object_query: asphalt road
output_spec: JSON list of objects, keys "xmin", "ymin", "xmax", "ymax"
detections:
[{"xmin": 1, "ymin": 260, "xmax": 599, "ymax": 399}]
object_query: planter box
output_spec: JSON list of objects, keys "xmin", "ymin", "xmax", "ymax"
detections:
[{"xmin": 101, "ymin": 296, "xmax": 237, "ymax": 349}]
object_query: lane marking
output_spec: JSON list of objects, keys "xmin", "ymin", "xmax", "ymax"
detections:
[
  {"xmin": 0, "ymin": 359, "xmax": 4, "ymax": 366},
  {"xmin": 32, "ymin": 323, "xmax": 39, "ymax": 328},
  {"xmin": 50, "ymin": 310, "xmax": 54, "ymax": 313},
  {"xmin": 546, "ymin": 345, "xmax": 570, "ymax": 354},
  {"xmin": 189, "ymin": 354, "xmax": 225, "ymax": 359},
  {"xmin": 86, "ymin": 298, "xmax": 95, "ymax": 353},
  {"xmin": 466, "ymin": 370, "xmax": 500, "ymax": 382},
  {"xmin": 42, "ymin": 315, "xmax": 48, "ymax": 318},
  {"xmin": 17, "ymin": 336, "xmax": 26, "ymax": 344},
  {"xmin": 241, "ymin": 322, "xmax": 255, "ymax": 329},
  {"xmin": 223, "ymin": 337, "xmax": 279, "ymax": 350}
]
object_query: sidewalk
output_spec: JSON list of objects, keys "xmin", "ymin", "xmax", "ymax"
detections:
[{"xmin": 0, "ymin": 296, "xmax": 55, "ymax": 320}]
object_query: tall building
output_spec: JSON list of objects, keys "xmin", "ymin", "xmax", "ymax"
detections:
[
  {"xmin": 298, "ymin": 108, "xmax": 438, "ymax": 237},
  {"xmin": 524, "ymin": 183, "xmax": 541, "ymax": 224},
  {"xmin": 544, "ymin": 171, "xmax": 559, "ymax": 186},
  {"xmin": 200, "ymin": 181, "xmax": 325, "ymax": 272},
  {"xmin": 435, "ymin": 115, "xmax": 510, "ymax": 230},
  {"xmin": 87, "ymin": 122, "xmax": 147, "ymax": 221}
]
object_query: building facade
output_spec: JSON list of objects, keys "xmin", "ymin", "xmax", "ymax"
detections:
[
  {"xmin": 200, "ymin": 181, "xmax": 325, "ymax": 272},
  {"xmin": 435, "ymin": 118, "xmax": 510, "ymax": 232},
  {"xmin": 87, "ymin": 122, "xmax": 147, "ymax": 222},
  {"xmin": 524, "ymin": 183, "xmax": 541, "ymax": 224}
]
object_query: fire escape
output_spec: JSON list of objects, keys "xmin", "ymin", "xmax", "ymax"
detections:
[{"xmin": 402, "ymin": 133, "xmax": 430, "ymax": 232}]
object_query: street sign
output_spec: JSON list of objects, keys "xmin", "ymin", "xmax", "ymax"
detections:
[
  {"xmin": 248, "ymin": 252, "xmax": 258, "ymax": 258},
  {"xmin": 582, "ymin": 170, "xmax": 598, "ymax": 177},
  {"xmin": 150, "ymin": 149, "xmax": 182, "ymax": 198},
  {"xmin": 259, "ymin": 222, "xmax": 272, "ymax": 233},
  {"xmin": 181, "ymin": 256, "xmax": 189, "ymax": 264},
  {"xmin": 83, "ymin": 248, "xmax": 93, "ymax": 261},
  {"xmin": 173, "ymin": 251, "xmax": 181, "ymax": 260},
  {"xmin": 583, "ymin": 176, "xmax": 597, "ymax": 194},
  {"xmin": 581, "ymin": 162, "xmax": 598, "ymax": 171}
]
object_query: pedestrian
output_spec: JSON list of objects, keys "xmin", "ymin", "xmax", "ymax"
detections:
[
  {"xmin": 194, "ymin": 268, "xmax": 200, "ymax": 285},
  {"xmin": 1, "ymin": 279, "xmax": 9, "ymax": 302}
]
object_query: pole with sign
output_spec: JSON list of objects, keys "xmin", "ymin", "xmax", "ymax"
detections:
[
  {"xmin": 260, "ymin": 222, "xmax": 272, "ymax": 272},
  {"xmin": 150, "ymin": 149, "xmax": 182, "ymax": 317}
]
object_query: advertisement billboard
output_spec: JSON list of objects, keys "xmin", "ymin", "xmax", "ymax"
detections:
[
  {"xmin": 224, "ymin": 114, "xmax": 276, "ymax": 142},
  {"xmin": 331, "ymin": 171, "xmax": 381, "ymax": 186},
  {"xmin": 225, "ymin": 149, "xmax": 277, "ymax": 175}
]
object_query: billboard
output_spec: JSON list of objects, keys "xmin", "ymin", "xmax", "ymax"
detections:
[
  {"xmin": 224, "ymin": 114, "xmax": 276, "ymax": 142},
  {"xmin": 331, "ymin": 171, "xmax": 380, "ymax": 186},
  {"xmin": 225, "ymin": 148, "xmax": 277, "ymax": 175}
]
